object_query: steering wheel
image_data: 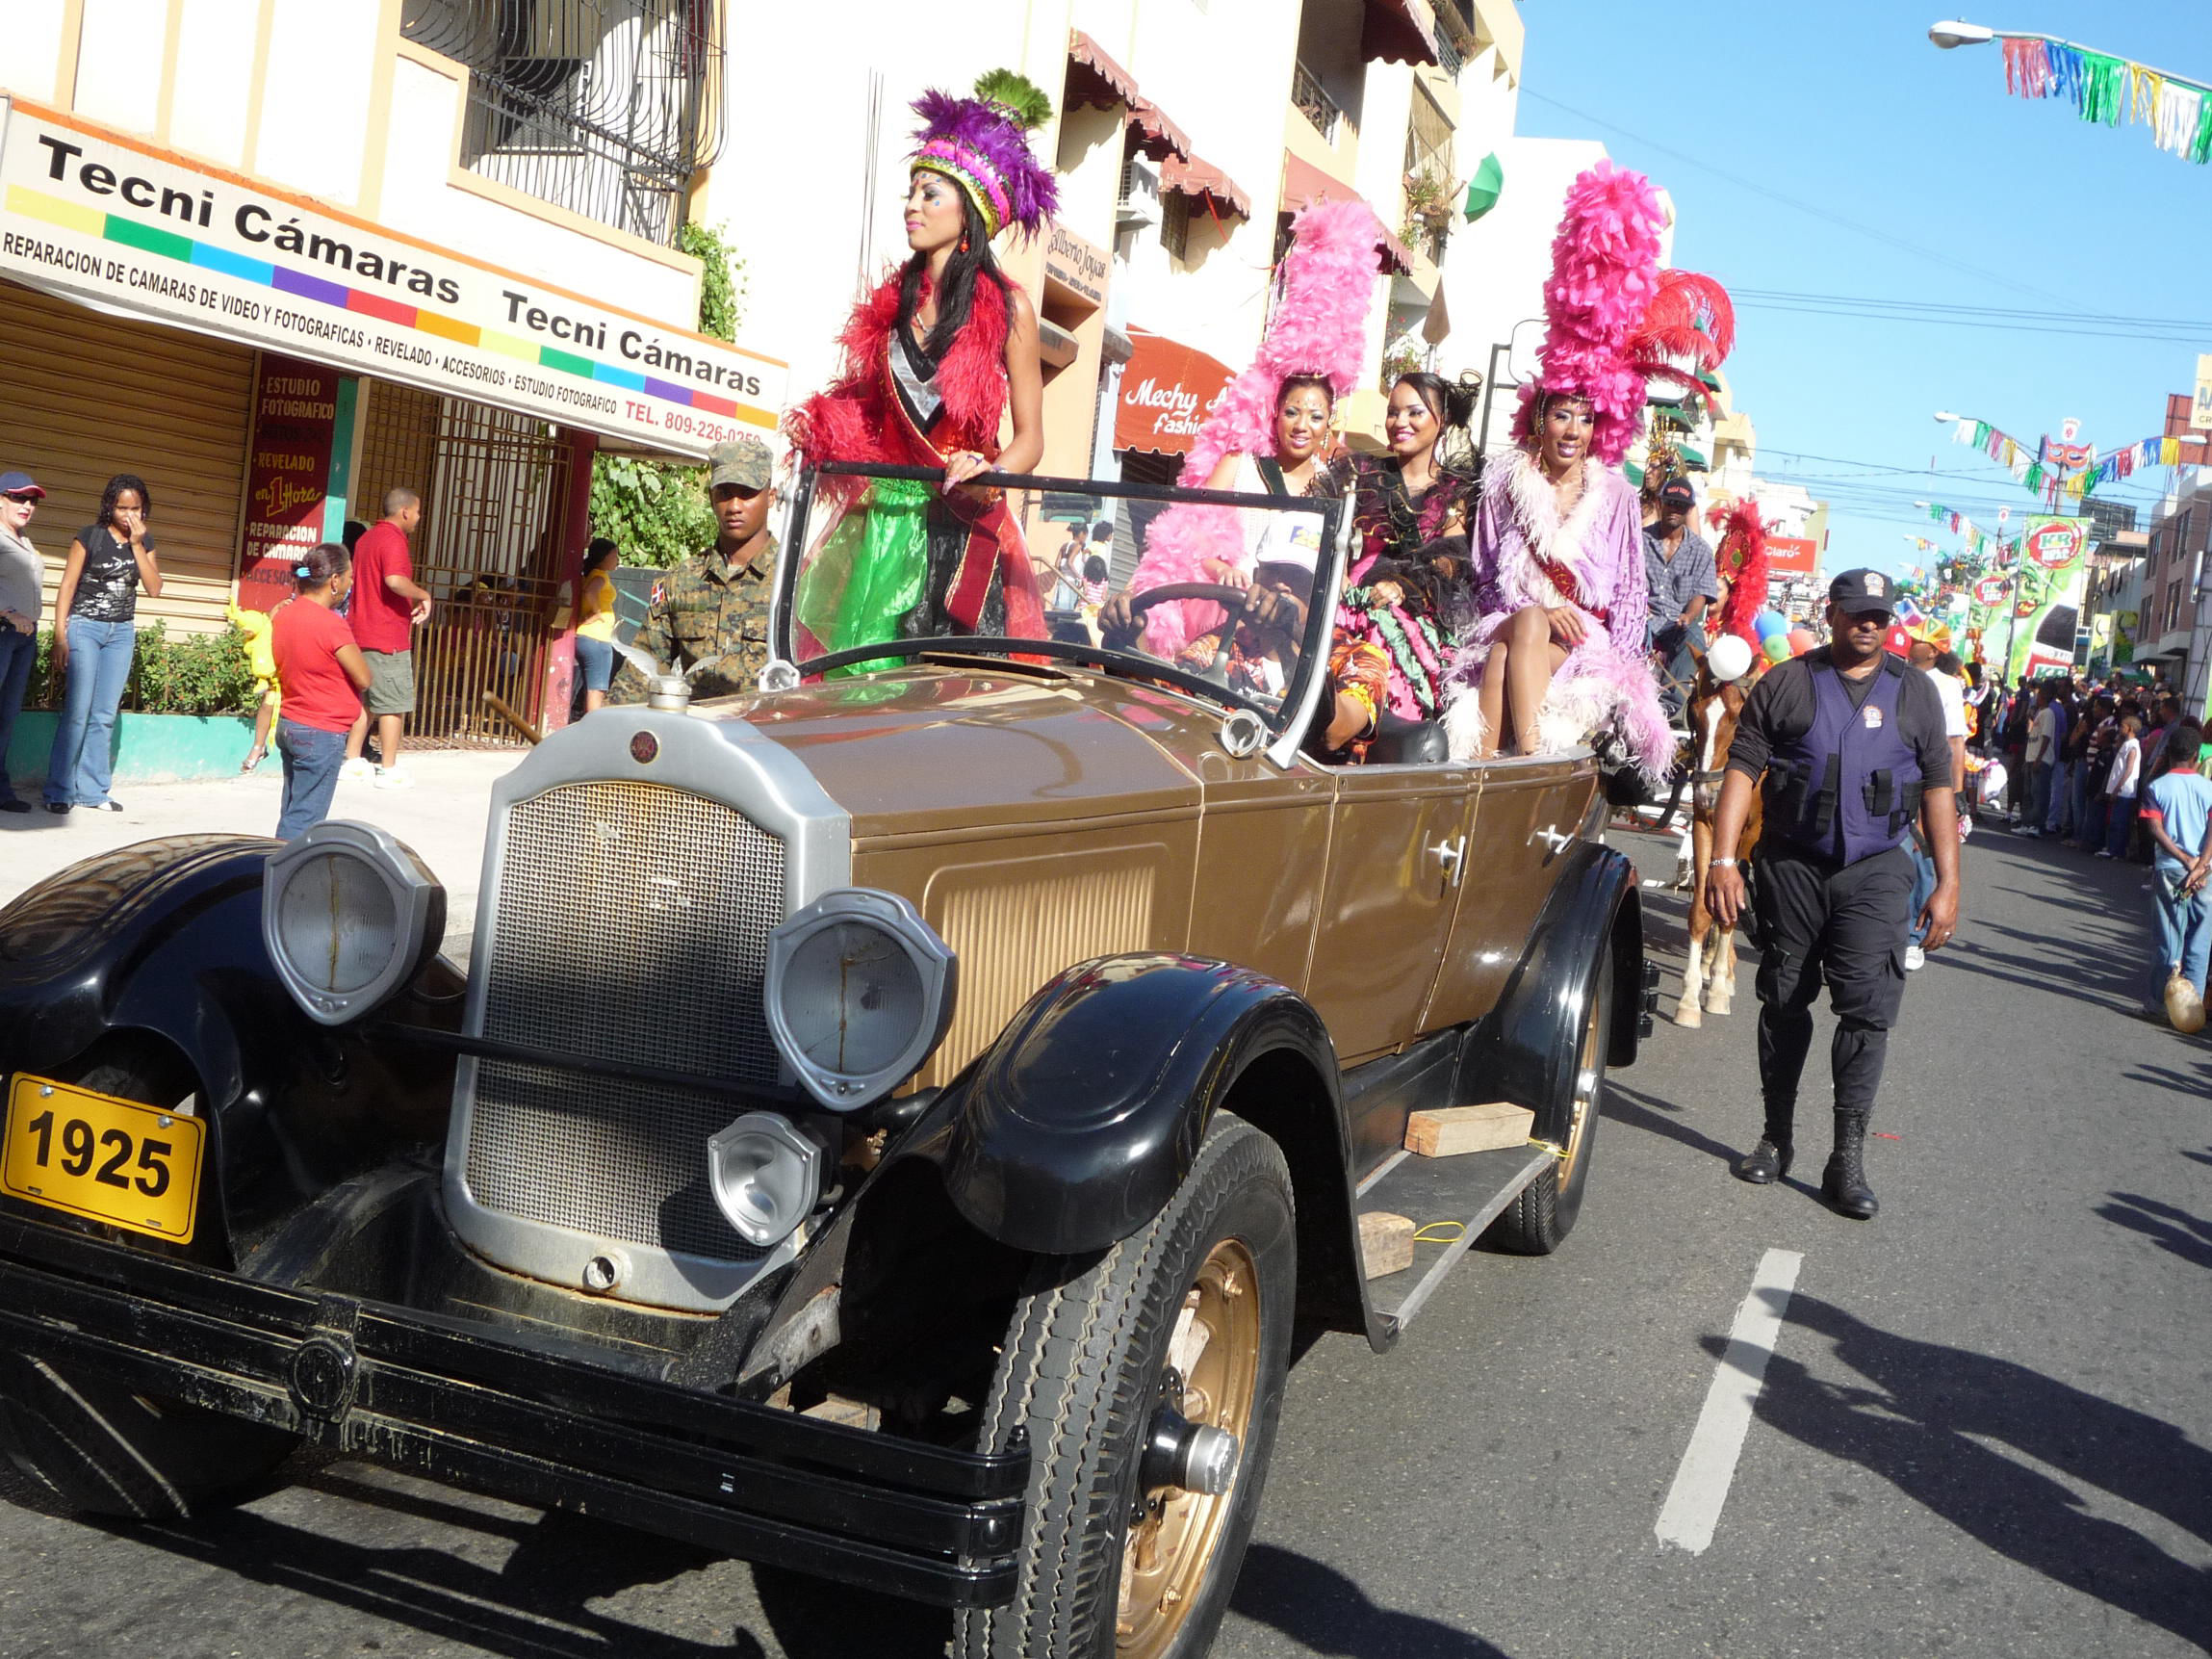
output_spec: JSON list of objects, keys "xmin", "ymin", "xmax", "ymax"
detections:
[
  {"xmin": 1112, "ymin": 583, "xmax": 1268, "ymax": 689},
  {"xmin": 1123, "ymin": 582, "xmax": 1256, "ymax": 613}
]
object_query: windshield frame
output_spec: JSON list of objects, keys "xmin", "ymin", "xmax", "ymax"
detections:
[{"xmin": 772, "ymin": 461, "xmax": 1352, "ymax": 769}]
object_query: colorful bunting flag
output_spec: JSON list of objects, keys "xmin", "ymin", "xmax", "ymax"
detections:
[{"xmin": 1997, "ymin": 34, "xmax": 2212, "ymax": 165}]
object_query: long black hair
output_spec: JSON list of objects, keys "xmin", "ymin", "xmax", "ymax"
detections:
[
  {"xmin": 95, "ymin": 473, "xmax": 153, "ymax": 531},
  {"xmin": 899, "ymin": 173, "xmax": 1011, "ymax": 365},
  {"xmin": 1394, "ymin": 372, "xmax": 1480, "ymax": 474}
]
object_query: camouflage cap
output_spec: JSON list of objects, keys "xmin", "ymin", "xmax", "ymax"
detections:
[{"xmin": 707, "ymin": 435, "xmax": 773, "ymax": 492}]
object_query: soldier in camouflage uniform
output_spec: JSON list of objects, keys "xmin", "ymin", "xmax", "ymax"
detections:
[{"xmin": 614, "ymin": 435, "xmax": 777, "ymax": 704}]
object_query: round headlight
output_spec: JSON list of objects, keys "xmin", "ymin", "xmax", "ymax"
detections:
[
  {"xmin": 707, "ymin": 1112, "xmax": 825, "ymax": 1247},
  {"xmin": 263, "ymin": 821, "xmax": 444, "ymax": 1025},
  {"xmin": 765, "ymin": 889, "xmax": 956, "ymax": 1109}
]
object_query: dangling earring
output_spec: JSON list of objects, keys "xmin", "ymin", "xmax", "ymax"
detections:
[{"xmin": 959, "ymin": 231, "xmax": 970, "ymax": 253}]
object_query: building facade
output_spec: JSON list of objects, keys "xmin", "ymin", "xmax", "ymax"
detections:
[{"xmin": 3, "ymin": 0, "xmax": 779, "ymax": 739}]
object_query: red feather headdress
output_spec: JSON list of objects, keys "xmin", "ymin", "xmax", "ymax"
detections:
[
  {"xmin": 1629, "ymin": 271, "xmax": 1736, "ymax": 402},
  {"xmin": 1708, "ymin": 498, "xmax": 1769, "ymax": 645}
]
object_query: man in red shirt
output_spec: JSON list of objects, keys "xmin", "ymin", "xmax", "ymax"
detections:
[{"xmin": 347, "ymin": 488, "xmax": 432, "ymax": 788}]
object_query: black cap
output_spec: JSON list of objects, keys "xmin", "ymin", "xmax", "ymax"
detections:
[
  {"xmin": 1658, "ymin": 477, "xmax": 1696, "ymax": 506},
  {"xmin": 1827, "ymin": 568, "xmax": 1896, "ymax": 615}
]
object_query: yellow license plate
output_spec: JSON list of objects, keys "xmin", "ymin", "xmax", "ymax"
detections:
[{"xmin": 3, "ymin": 1075, "xmax": 204, "ymax": 1244}]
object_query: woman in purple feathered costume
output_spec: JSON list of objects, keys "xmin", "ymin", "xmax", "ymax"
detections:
[{"xmin": 1443, "ymin": 162, "xmax": 1674, "ymax": 781}]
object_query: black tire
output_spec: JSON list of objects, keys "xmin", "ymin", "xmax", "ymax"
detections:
[
  {"xmin": 0, "ymin": 1043, "xmax": 298, "ymax": 1519},
  {"xmin": 1488, "ymin": 965, "xmax": 1610, "ymax": 1256},
  {"xmin": 957, "ymin": 1112, "xmax": 1296, "ymax": 1659}
]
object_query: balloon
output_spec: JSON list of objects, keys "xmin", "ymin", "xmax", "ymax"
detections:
[
  {"xmin": 1708, "ymin": 634, "xmax": 1754, "ymax": 683},
  {"xmin": 1787, "ymin": 628, "xmax": 1816, "ymax": 655},
  {"xmin": 1762, "ymin": 633, "xmax": 1792, "ymax": 662},
  {"xmin": 1754, "ymin": 610, "xmax": 1788, "ymax": 639}
]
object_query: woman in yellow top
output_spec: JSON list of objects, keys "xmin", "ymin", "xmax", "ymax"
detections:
[{"xmin": 575, "ymin": 538, "xmax": 620, "ymax": 714}]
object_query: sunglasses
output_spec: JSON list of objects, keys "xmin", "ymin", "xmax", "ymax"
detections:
[{"xmin": 1, "ymin": 493, "xmax": 39, "ymax": 505}]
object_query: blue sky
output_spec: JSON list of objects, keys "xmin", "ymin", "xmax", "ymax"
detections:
[{"xmin": 1518, "ymin": 1, "xmax": 2210, "ymax": 579}]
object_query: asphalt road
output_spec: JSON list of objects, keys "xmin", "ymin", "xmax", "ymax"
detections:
[{"xmin": 2, "ymin": 823, "xmax": 2206, "ymax": 1658}]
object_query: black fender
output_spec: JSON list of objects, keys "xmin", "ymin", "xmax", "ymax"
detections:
[
  {"xmin": 1457, "ymin": 840, "xmax": 1643, "ymax": 1146},
  {"xmin": 933, "ymin": 954, "xmax": 1346, "ymax": 1257},
  {"xmin": 0, "ymin": 835, "xmax": 459, "ymax": 1258}
]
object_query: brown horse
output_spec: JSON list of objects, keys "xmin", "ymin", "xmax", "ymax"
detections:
[{"xmin": 1675, "ymin": 662, "xmax": 1763, "ymax": 1028}]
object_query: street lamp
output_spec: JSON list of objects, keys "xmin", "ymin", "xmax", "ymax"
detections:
[{"xmin": 1928, "ymin": 20, "xmax": 1995, "ymax": 49}]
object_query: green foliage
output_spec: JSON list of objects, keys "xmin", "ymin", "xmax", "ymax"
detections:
[
  {"xmin": 678, "ymin": 220, "xmax": 746, "ymax": 345},
  {"xmin": 588, "ymin": 454, "xmax": 714, "ymax": 570},
  {"xmin": 28, "ymin": 621, "xmax": 259, "ymax": 715},
  {"xmin": 589, "ymin": 221, "xmax": 748, "ymax": 567},
  {"xmin": 974, "ymin": 68, "xmax": 1053, "ymax": 131}
]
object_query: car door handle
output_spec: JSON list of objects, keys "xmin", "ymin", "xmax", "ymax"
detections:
[
  {"xmin": 1530, "ymin": 823, "xmax": 1572, "ymax": 855},
  {"xmin": 1428, "ymin": 835, "xmax": 1467, "ymax": 888}
]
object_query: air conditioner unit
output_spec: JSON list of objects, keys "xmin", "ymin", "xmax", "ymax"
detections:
[{"xmin": 1118, "ymin": 156, "xmax": 1161, "ymax": 228}]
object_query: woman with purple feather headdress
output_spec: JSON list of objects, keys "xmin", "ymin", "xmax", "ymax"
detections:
[{"xmin": 784, "ymin": 70, "xmax": 1060, "ymax": 667}]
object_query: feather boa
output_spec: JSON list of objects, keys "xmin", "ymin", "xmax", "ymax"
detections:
[
  {"xmin": 1126, "ymin": 200, "xmax": 1384, "ymax": 659},
  {"xmin": 1444, "ymin": 451, "xmax": 1672, "ymax": 780},
  {"xmin": 784, "ymin": 271, "xmax": 1014, "ymax": 490}
]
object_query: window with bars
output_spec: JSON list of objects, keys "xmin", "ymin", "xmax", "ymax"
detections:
[
  {"xmin": 400, "ymin": 0, "xmax": 722, "ymax": 248},
  {"xmin": 1161, "ymin": 191, "xmax": 1191, "ymax": 263},
  {"xmin": 1402, "ymin": 84, "xmax": 1454, "ymax": 184}
]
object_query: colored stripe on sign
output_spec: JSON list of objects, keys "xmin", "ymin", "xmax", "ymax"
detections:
[{"xmin": 2, "ymin": 184, "xmax": 756, "ymax": 426}]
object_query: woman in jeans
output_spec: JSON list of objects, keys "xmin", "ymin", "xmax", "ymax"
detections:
[
  {"xmin": 574, "ymin": 538, "xmax": 619, "ymax": 714},
  {"xmin": 270, "ymin": 543, "xmax": 370, "ymax": 840},
  {"xmin": 42, "ymin": 473, "xmax": 162, "ymax": 813}
]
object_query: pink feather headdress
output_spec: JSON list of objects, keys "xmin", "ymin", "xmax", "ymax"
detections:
[
  {"xmin": 1128, "ymin": 199, "xmax": 1386, "ymax": 658},
  {"xmin": 1512, "ymin": 164, "xmax": 1737, "ymax": 467},
  {"xmin": 1511, "ymin": 161, "xmax": 1666, "ymax": 466}
]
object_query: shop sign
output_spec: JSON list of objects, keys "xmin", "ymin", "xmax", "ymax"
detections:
[
  {"xmin": 1115, "ymin": 328, "xmax": 1235, "ymax": 454},
  {"xmin": 0, "ymin": 101, "xmax": 784, "ymax": 459},
  {"xmin": 1765, "ymin": 535, "xmax": 1819, "ymax": 576},
  {"xmin": 1044, "ymin": 225, "xmax": 1108, "ymax": 308},
  {"xmin": 2194, "ymin": 353, "xmax": 2212, "ymax": 432},
  {"xmin": 236, "ymin": 354, "xmax": 356, "ymax": 610}
]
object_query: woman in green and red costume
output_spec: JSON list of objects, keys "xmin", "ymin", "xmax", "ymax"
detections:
[{"xmin": 785, "ymin": 71, "xmax": 1057, "ymax": 662}]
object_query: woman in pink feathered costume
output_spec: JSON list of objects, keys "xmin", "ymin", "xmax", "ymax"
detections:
[
  {"xmin": 1121, "ymin": 200, "xmax": 1385, "ymax": 660},
  {"xmin": 1444, "ymin": 163, "xmax": 1676, "ymax": 780}
]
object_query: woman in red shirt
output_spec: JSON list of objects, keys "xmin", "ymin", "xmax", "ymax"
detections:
[{"xmin": 270, "ymin": 543, "xmax": 371, "ymax": 840}]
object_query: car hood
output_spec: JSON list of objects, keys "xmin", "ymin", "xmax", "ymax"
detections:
[{"xmin": 707, "ymin": 663, "xmax": 1221, "ymax": 842}]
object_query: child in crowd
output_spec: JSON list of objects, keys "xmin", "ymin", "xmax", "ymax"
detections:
[
  {"xmin": 270, "ymin": 544, "xmax": 370, "ymax": 841},
  {"xmin": 2138, "ymin": 721, "xmax": 2212, "ymax": 1030},
  {"xmin": 232, "ymin": 593, "xmax": 370, "ymax": 775}
]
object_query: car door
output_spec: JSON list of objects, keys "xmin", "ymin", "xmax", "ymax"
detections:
[
  {"xmin": 1300, "ymin": 756, "xmax": 1479, "ymax": 1066},
  {"xmin": 1423, "ymin": 753, "xmax": 1600, "ymax": 1032}
]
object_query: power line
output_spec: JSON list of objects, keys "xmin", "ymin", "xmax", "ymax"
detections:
[
  {"xmin": 1734, "ymin": 291, "xmax": 2212, "ymax": 346},
  {"xmin": 1517, "ymin": 89, "xmax": 2092, "ymax": 309}
]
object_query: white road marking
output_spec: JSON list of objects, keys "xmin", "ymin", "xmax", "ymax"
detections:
[{"xmin": 1655, "ymin": 1247, "xmax": 1804, "ymax": 1554}]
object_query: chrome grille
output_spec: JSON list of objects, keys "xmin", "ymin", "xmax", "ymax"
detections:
[{"xmin": 468, "ymin": 780, "xmax": 785, "ymax": 1258}]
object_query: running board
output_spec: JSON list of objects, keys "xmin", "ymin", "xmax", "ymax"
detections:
[{"xmin": 1355, "ymin": 1144, "xmax": 1556, "ymax": 1342}]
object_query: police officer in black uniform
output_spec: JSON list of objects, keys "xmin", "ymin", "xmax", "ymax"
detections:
[{"xmin": 1706, "ymin": 569, "xmax": 1961, "ymax": 1218}]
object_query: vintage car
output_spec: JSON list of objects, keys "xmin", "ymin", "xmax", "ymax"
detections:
[{"xmin": 0, "ymin": 463, "xmax": 1655, "ymax": 1658}]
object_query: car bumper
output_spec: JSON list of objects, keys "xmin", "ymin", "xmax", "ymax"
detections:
[{"xmin": 0, "ymin": 1215, "xmax": 1026, "ymax": 1607}]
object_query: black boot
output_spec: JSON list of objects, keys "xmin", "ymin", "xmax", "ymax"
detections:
[
  {"xmin": 1822, "ymin": 1113, "xmax": 1878, "ymax": 1219},
  {"xmin": 1733, "ymin": 1108, "xmax": 1794, "ymax": 1184}
]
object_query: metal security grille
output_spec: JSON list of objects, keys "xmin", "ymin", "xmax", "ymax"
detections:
[
  {"xmin": 400, "ymin": 0, "xmax": 723, "ymax": 246},
  {"xmin": 468, "ymin": 780, "xmax": 786, "ymax": 1258}
]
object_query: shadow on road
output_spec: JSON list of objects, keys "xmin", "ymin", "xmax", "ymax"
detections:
[
  {"xmin": 91, "ymin": 1485, "xmax": 761, "ymax": 1658},
  {"xmin": 1229, "ymin": 1542, "xmax": 1513, "ymax": 1657},
  {"xmin": 2097, "ymin": 1192, "xmax": 2212, "ymax": 1272},
  {"xmin": 1742, "ymin": 1294, "xmax": 2212, "ymax": 1651},
  {"xmin": 1605, "ymin": 1082, "xmax": 1745, "ymax": 1172}
]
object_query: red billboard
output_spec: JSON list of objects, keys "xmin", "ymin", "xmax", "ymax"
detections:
[
  {"xmin": 1116, "ymin": 328, "xmax": 1236, "ymax": 455},
  {"xmin": 1767, "ymin": 535, "xmax": 1819, "ymax": 576},
  {"xmin": 236, "ymin": 355, "xmax": 349, "ymax": 610}
]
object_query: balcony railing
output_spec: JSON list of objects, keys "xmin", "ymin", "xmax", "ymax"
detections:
[
  {"xmin": 1292, "ymin": 59, "xmax": 1349, "ymax": 143},
  {"xmin": 401, "ymin": 0, "xmax": 722, "ymax": 248}
]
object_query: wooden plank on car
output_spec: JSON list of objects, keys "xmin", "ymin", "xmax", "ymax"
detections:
[
  {"xmin": 1405, "ymin": 1102, "xmax": 1536, "ymax": 1158},
  {"xmin": 1358, "ymin": 1210, "xmax": 1416, "ymax": 1279}
]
